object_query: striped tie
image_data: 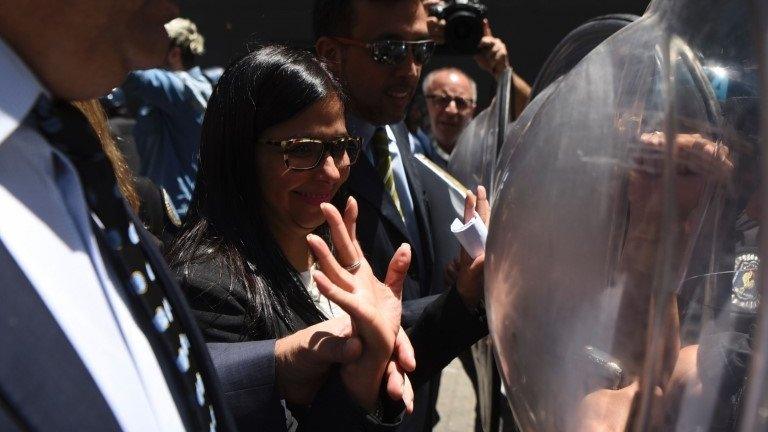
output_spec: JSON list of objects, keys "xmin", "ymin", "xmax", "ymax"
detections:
[{"xmin": 371, "ymin": 127, "xmax": 404, "ymax": 219}]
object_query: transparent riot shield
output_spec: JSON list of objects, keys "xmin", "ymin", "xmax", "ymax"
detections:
[
  {"xmin": 485, "ymin": 0, "xmax": 765, "ymax": 430},
  {"xmin": 448, "ymin": 68, "xmax": 512, "ymax": 202},
  {"xmin": 737, "ymin": 3, "xmax": 768, "ymax": 431},
  {"xmin": 447, "ymin": 68, "xmax": 514, "ymax": 432}
]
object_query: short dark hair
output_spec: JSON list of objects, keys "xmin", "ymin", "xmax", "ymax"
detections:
[{"xmin": 312, "ymin": 0, "xmax": 355, "ymax": 40}]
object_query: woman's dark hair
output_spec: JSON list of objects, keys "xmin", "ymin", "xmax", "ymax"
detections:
[{"xmin": 166, "ymin": 45, "xmax": 345, "ymax": 339}]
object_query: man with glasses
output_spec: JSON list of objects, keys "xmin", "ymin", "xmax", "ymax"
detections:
[
  {"xmin": 314, "ymin": 1, "xmax": 490, "ymax": 431},
  {"xmin": 416, "ymin": 16, "xmax": 531, "ymax": 169},
  {"xmin": 418, "ymin": 68, "xmax": 478, "ymax": 168}
]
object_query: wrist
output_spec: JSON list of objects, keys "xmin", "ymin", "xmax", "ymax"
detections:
[
  {"xmin": 456, "ymin": 284, "xmax": 484, "ymax": 314},
  {"xmin": 273, "ymin": 337, "xmax": 292, "ymax": 400},
  {"xmin": 493, "ymin": 64, "xmax": 510, "ymax": 81},
  {"xmin": 340, "ymin": 361, "xmax": 388, "ymax": 412}
]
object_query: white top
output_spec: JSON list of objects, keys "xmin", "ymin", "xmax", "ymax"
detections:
[
  {"xmin": 300, "ymin": 265, "xmax": 346, "ymax": 319},
  {"xmin": 0, "ymin": 38, "xmax": 184, "ymax": 431}
]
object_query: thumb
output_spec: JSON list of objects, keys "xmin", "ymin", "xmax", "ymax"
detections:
[
  {"xmin": 310, "ymin": 332, "xmax": 363, "ymax": 364},
  {"xmin": 385, "ymin": 243, "xmax": 412, "ymax": 299}
]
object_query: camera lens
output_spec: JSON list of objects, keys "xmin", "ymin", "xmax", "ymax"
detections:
[{"xmin": 445, "ymin": 10, "xmax": 484, "ymax": 54}]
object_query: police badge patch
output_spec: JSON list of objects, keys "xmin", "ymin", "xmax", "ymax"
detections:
[{"xmin": 730, "ymin": 253, "xmax": 760, "ymax": 313}]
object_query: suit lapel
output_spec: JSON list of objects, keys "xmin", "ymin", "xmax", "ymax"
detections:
[
  {"xmin": 347, "ymin": 152, "xmax": 410, "ymax": 240},
  {"xmin": 0, "ymin": 241, "xmax": 121, "ymax": 432}
]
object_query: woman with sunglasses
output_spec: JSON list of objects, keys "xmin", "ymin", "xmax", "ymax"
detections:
[{"xmin": 166, "ymin": 45, "xmax": 419, "ymax": 430}]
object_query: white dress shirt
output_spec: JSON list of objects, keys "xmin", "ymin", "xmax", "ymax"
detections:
[{"xmin": 0, "ymin": 38, "xmax": 184, "ymax": 431}]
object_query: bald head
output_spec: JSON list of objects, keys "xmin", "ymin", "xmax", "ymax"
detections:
[
  {"xmin": 422, "ymin": 67, "xmax": 476, "ymax": 153},
  {"xmin": 422, "ymin": 68, "xmax": 476, "ymax": 101}
]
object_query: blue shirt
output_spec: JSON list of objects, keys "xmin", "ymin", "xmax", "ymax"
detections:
[{"xmin": 124, "ymin": 67, "xmax": 212, "ymax": 217}]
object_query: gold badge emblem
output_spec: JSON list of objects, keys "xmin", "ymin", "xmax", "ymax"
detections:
[{"xmin": 730, "ymin": 252, "xmax": 760, "ymax": 313}]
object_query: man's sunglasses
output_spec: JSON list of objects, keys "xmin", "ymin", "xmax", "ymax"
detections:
[
  {"xmin": 333, "ymin": 37, "xmax": 435, "ymax": 66},
  {"xmin": 260, "ymin": 136, "xmax": 362, "ymax": 170},
  {"xmin": 425, "ymin": 93, "xmax": 476, "ymax": 111}
]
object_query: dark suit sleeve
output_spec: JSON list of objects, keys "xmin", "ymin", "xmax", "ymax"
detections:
[
  {"xmin": 401, "ymin": 295, "xmax": 440, "ymax": 328},
  {"xmin": 405, "ymin": 287, "xmax": 489, "ymax": 389},
  {"xmin": 207, "ymin": 341, "xmax": 287, "ymax": 431}
]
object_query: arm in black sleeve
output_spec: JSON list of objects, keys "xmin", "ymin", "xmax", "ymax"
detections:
[
  {"xmin": 406, "ymin": 287, "xmax": 489, "ymax": 389},
  {"xmin": 401, "ymin": 294, "xmax": 440, "ymax": 328},
  {"xmin": 179, "ymin": 258, "xmax": 255, "ymax": 343}
]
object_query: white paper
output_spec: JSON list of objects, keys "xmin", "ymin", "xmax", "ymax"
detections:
[{"xmin": 450, "ymin": 212, "xmax": 488, "ymax": 259}]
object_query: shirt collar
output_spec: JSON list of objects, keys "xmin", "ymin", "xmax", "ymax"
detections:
[
  {"xmin": 432, "ymin": 139, "xmax": 452, "ymax": 161},
  {"xmin": 0, "ymin": 37, "xmax": 45, "ymax": 146},
  {"xmin": 346, "ymin": 113, "xmax": 378, "ymax": 150}
]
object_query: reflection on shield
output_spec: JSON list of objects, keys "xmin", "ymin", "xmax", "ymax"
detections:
[{"xmin": 481, "ymin": 0, "xmax": 768, "ymax": 430}]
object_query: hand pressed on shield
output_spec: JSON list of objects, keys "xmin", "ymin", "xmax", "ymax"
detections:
[
  {"xmin": 307, "ymin": 197, "xmax": 416, "ymax": 413},
  {"xmin": 456, "ymin": 185, "xmax": 490, "ymax": 309}
]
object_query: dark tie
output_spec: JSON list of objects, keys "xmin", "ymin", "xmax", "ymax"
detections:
[
  {"xmin": 32, "ymin": 97, "xmax": 220, "ymax": 432},
  {"xmin": 371, "ymin": 127, "xmax": 404, "ymax": 219}
]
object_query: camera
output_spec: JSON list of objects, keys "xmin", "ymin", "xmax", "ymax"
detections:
[{"xmin": 428, "ymin": 0, "xmax": 487, "ymax": 55}]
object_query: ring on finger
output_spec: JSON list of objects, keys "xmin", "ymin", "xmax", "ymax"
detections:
[{"xmin": 343, "ymin": 260, "xmax": 362, "ymax": 272}]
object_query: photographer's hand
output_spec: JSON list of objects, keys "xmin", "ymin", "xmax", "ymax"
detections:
[
  {"xmin": 423, "ymin": 0, "xmax": 446, "ymax": 43},
  {"xmin": 474, "ymin": 19, "xmax": 509, "ymax": 80}
]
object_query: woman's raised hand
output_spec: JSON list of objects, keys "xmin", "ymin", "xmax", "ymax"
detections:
[{"xmin": 306, "ymin": 197, "xmax": 416, "ymax": 413}]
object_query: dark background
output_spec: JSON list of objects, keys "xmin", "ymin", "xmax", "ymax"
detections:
[{"xmin": 182, "ymin": 0, "xmax": 650, "ymax": 107}]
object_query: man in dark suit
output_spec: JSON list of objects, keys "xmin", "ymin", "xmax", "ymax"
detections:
[
  {"xmin": 314, "ymin": 1, "xmax": 490, "ymax": 430},
  {"xmin": 0, "ymin": 1, "xmax": 417, "ymax": 431}
]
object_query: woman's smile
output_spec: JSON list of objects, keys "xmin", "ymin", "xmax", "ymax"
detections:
[{"xmin": 293, "ymin": 189, "xmax": 334, "ymax": 206}]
